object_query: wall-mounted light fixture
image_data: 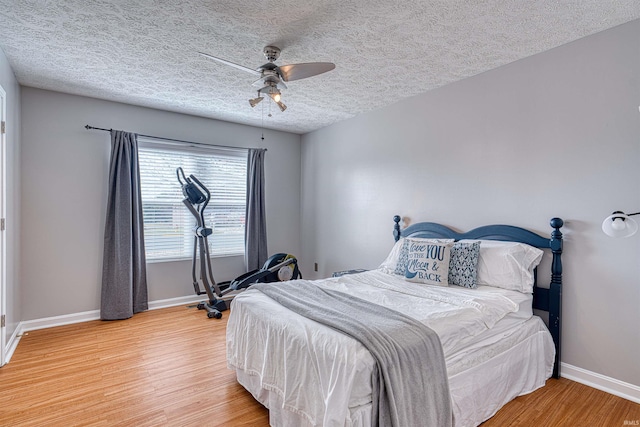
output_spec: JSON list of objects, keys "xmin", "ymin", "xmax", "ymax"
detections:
[{"xmin": 602, "ymin": 211, "xmax": 639, "ymax": 238}]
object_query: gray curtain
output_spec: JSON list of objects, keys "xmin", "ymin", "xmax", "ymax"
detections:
[
  {"xmin": 101, "ymin": 130, "xmax": 148, "ymax": 320},
  {"xmin": 245, "ymin": 148, "xmax": 268, "ymax": 271}
]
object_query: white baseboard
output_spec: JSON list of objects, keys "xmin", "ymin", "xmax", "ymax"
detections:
[
  {"xmin": 20, "ymin": 309, "xmax": 102, "ymax": 333},
  {"xmin": 19, "ymin": 294, "xmax": 204, "ymax": 332},
  {"xmin": 561, "ymin": 362, "xmax": 640, "ymax": 404},
  {"xmin": 3, "ymin": 294, "xmax": 203, "ymax": 364},
  {"xmin": 4, "ymin": 322, "xmax": 24, "ymax": 365},
  {"xmin": 147, "ymin": 294, "xmax": 203, "ymax": 311}
]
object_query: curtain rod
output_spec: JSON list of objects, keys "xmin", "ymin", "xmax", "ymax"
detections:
[{"xmin": 84, "ymin": 125, "xmax": 266, "ymax": 152}]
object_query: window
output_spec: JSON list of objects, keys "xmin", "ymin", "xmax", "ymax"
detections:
[{"xmin": 138, "ymin": 139, "xmax": 247, "ymax": 261}]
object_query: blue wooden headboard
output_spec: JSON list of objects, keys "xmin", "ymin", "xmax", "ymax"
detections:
[{"xmin": 392, "ymin": 215, "xmax": 564, "ymax": 379}]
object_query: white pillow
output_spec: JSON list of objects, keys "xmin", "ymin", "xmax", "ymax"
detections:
[
  {"xmin": 459, "ymin": 239, "xmax": 544, "ymax": 293},
  {"xmin": 403, "ymin": 238, "xmax": 454, "ymax": 286},
  {"xmin": 378, "ymin": 238, "xmax": 404, "ymax": 274}
]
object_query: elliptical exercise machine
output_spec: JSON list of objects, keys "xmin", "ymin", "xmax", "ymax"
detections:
[{"xmin": 177, "ymin": 167, "xmax": 301, "ymax": 318}]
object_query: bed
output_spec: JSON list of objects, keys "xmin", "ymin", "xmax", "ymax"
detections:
[{"xmin": 226, "ymin": 216, "xmax": 564, "ymax": 427}]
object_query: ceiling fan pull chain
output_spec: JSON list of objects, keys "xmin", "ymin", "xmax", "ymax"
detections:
[{"xmin": 261, "ymin": 103, "xmax": 265, "ymax": 141}]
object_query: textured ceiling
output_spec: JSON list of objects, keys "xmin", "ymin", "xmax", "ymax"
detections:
[{"xmin": 1, "ymin": 1, "xmax": 639, "ymax": 134}]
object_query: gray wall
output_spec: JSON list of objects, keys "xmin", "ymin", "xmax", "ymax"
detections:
[
  {"xmin": 0, "ymin": 48, "xmax": 21, "ymax": 340},
  {"xmin": 301, "ymin": 20, "xmax": 640, "ymax": 387},
  {"xmin": 20, "ymin": 88, "xmax": 301, "ymax": 319}
]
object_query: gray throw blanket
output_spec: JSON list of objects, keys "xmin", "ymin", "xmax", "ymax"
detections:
[{"xmin": 253, "ymin": 280, "xmax": 453, "ymax": 427}]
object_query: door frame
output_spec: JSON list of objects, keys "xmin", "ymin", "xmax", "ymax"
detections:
[{"xmin": 0, "ymin": 84, "xmax": 6, "ymax": 367}]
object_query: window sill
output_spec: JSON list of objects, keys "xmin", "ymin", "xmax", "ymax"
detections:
[{"xmin": 146, "ymin": 254, "xmax": 244, "ymax": 264}]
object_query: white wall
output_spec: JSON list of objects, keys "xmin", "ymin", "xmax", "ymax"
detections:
[
  {"xmin": 301, "ymin": 20, "xmax": 640, "ymax": 387},
  {"xmin": 20, "ymin": 88, "xmax": 301, "ymax": 319},
  {"xmin": 0, "ymin": 48, "xmax": 21, "ymax": 340}
]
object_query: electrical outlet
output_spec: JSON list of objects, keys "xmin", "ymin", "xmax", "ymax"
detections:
[{"xmin": 314, "ymin": 262, "xmax": 318, "ymax": 272}]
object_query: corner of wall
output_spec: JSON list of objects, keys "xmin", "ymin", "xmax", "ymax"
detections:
[{"xmin": 0, "ymin": 45, "xmax": 22, "ymax": 352}]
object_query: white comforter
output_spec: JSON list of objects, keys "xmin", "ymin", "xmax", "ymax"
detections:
[{"xmin": 226, "ymin": 270, "xmax": 522, "ymax": 427}]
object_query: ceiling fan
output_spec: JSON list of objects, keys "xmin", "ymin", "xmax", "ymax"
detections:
[{"xmin": 199, "ymin": 46, "xmax": 335, "ymax": 112}]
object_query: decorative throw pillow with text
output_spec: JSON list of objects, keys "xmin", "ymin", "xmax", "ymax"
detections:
[
  {"xmin": 395, "ymin": 237, "xmax": 454, "ymax": 275},
  {"xmin": 403, "ymin": 238, "xmax": 453, "ymax": 286}
]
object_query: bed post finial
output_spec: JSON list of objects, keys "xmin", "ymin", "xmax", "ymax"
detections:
[
  {"xmin": 393, "ymin": 215, "xmax": 401, "ymax": 242},
  {"xmin": 549, "ymin": 217, "xmax": 563, "ymax": 378},
  {"xmin": 550, "ymin": 217, "xmax": 563, "ymax": 232},
  {"xmin": 550, "ymin": 218, "xmax": 563, "ymax": 284}
]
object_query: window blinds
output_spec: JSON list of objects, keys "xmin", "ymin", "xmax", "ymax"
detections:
[{"xmin": 138, "ymin": 141, "xmax": 247, "ymax": 261}]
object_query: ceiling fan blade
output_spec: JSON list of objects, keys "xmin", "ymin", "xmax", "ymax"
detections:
[
  {"xmin": 198, "ymin": 52, "xmax": 261, "ymax": 76},
  {"xmin": 278, "ymin": 62, "xmax": 335, "ymax": 82}
]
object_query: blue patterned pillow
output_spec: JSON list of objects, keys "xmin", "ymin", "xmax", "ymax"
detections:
[
  {"xmin": 394, "ymin": 239, "xmax": 411, "ymax": 275},
  {"xmin": 448, "ymin": 242, "xmax": 481, "ymax": 288}
]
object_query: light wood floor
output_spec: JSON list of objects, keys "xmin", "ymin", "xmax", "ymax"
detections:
[{"xmin": 1, "ymin": 305, "xmax": 638, "ymax": 426}]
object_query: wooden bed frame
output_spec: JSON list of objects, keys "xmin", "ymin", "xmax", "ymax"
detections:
[{"xmin": 392, "ymin": 215, "xmax": 564, "ymax": 378}]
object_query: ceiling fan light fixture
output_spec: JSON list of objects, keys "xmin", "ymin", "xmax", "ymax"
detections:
[
  {"xmin": 275, "ymin": 100, "xmax": 287, "ymax": 112},
  {"xmin": 249, "ymin": 96, "xmax": 264, "ymax": 108},
  {"xmin": 200, "ymin": 45, "xmax": 334, "ymax": 115},
  {"xmin": 267, "ymin": 87, "xmax": 282, "ymax": 103}
]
